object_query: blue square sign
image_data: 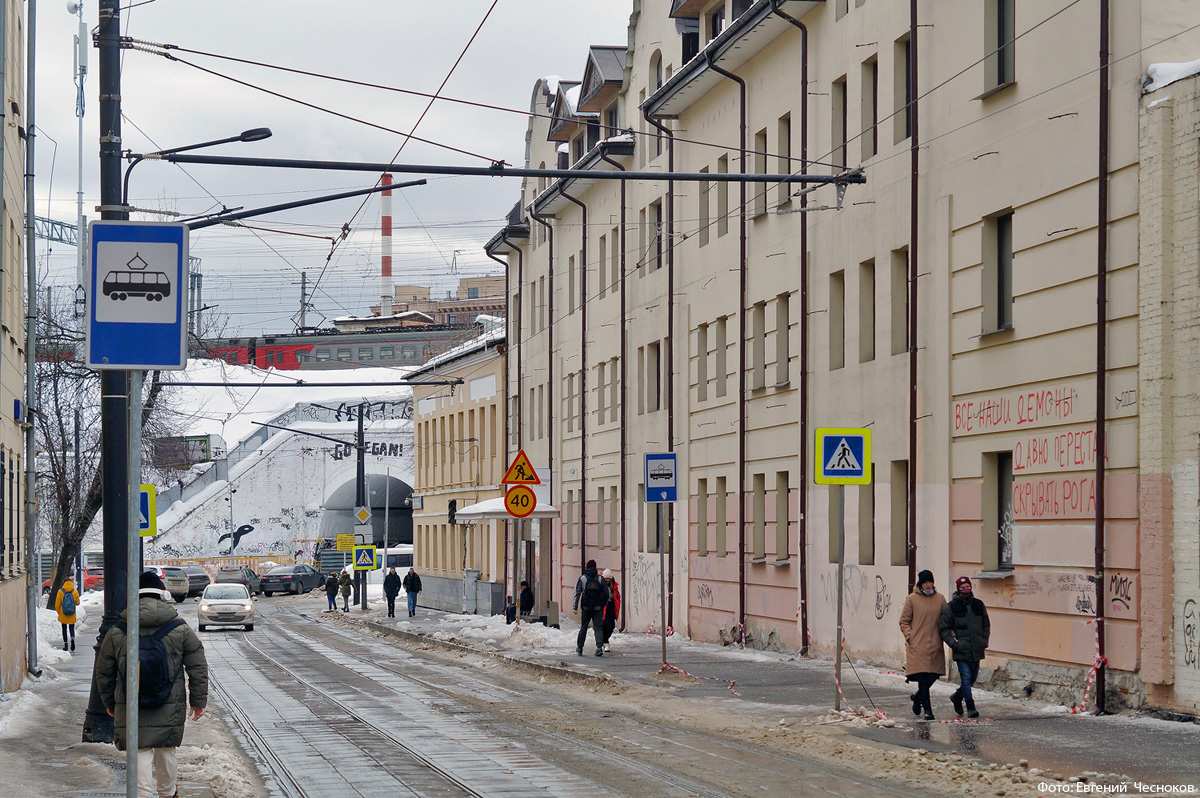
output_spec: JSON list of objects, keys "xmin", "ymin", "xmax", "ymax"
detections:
[
  {"xmin": 644, "ymin": 452, "xmax": 677, "ymax": 503},
  {"xmin": 86, "ymin": 221, "xmax": 189, "ymax": 370},
  {"xmin": 814, "ymin": 427, "xmax": 872, "ymax": 485}
]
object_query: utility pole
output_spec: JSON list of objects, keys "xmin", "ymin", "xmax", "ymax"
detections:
[
  {"xmin": 23, "ymin": 0, "xmax": 40, "ymax": 680},
  {"xmin": 356, "ymin": 402, "xmax": 367, "ymax": 611},
  {"xmin": 74, "ymin": 407, "xmax": 81, "ymax": 589},
  {"xmin": 71, "ymin": 0, "xmax": 86, "ymax": 308},
  {"xmin": 82, "ymin": 0, "xmax": 131, "ymax": 746},
  {"xmin": 833, "ymin": 486, "xmax": 845, "ymax": 711},
  {"xmin": 299, "ymin": 270, "xmax": 307, "ymax": 330}
]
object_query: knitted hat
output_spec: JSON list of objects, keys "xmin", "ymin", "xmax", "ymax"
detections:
[
  {"xmin": 139, "ymin": 570, "xmax": 166, "ymax": 592},
  {"xmin": 956, "ymin": 576, "xmax": 973, "ymax": 592},
  {"xmin": 916, "ymin": 569, "xmax": 935, "ymax": 587}
]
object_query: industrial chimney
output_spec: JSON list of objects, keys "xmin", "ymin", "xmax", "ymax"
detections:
[{"xmin": 380, "ymin": 172, "xmax": 393, "ymax": 316}]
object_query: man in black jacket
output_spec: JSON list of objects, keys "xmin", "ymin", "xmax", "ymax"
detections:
[
  {"xmin": 939, "ymin": 576, "xmax": 991, "ymax": 718},
  {"xmin": 402, "ymin": 568, "xmax": 422, "ymax": 617},
  {"xmin": 383, "ymin": 568, "xmax": 403, "ymax": 618},
  {"xmin": 572, "ymin": 560, "xmax": 610, "ymax": 657}
]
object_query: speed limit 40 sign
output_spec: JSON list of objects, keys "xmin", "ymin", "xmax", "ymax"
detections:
[{"xmin": 505, "ymin": 485, "xmax": 537, "ymax": 518}]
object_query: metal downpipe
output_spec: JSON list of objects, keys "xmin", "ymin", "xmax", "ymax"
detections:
[
  {"xmin": 906, "ymin": 0, "xmax": 919, "ymax": 593},
  {"xmin": 528, "ymin": 208, "xmax": 556, "ymax": 611},
  {"xmin": 1094, "ymin": 0, "xmax": 1110, "ymax": 715},
  {"xmin": 560, "ymin": 189, "xmax": 588, "ymax": 572}
]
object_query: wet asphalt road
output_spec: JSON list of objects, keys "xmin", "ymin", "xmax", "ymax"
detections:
[{"xmin": 195, "ymin": 596, "xmax": 939, "ymax": 797}]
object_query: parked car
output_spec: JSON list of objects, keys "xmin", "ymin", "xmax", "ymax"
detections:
[
  {"xmin": 144, "ymin": 566, "xmax": 189, "ymax": 603},
  {"xmin": 197, "ymin": 583, "xmax": 254, "ymax": 632},
  {"xmin": 41, "ymin": 567, "xmax": 103, "ymax": 595},
  {"xmin": 215, "ymin": 565, "xmax": 261, "ymax": 596},
  {"xmin": 183, "ymin": 565, "xmax": 211, "ymax": 597},
  {"xmin": 260, "ymin": 565, "xmax": 324, "ymax": 596}
]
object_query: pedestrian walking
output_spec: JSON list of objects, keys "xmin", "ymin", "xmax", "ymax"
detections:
[
  {"xmin": 324, "ymin": 572, "xmax": 339, "ymax": 612},
  {"xmin": 504, "ymin": 595, "xmax": 517, "ymax": 624},
  {"xmin": 940, "ymin": 576, "xmax": 991, "ymax": 718},
  {"xmin": 600, "ymin": 569, "xmax": 621, "ymax": 653},
  {"xmin": 54, "ymin": 577, "xmax": 81, "ymax": 652},
  {"xmin": 383, "ymin": 567, "xmax": 403, "ymax": 618},
  {"xmin": 519, "ymin": 580, "xmax": 535, "ymax": 618},
  {"xmin": 338, "ymin": 570, "xmax": 352, "ymax": 612},
  {"xmin": 402, "ymin": 568, "xmax": 422, "ymax": 617},
  {"xmin": 572, "ymin": 560, "xmax": 610, "ymax": 657},
  {"xmin": 95, "ymin": 570, "xmax": 208, "ymax": 798},
  {"xmin": 899, "ymin": 569, "xmax": 947, "ymax": 721}
]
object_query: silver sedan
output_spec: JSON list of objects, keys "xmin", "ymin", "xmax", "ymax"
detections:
[{"xmin": 197, "ymin": 583, "xmax": 255, "ymax": 632}]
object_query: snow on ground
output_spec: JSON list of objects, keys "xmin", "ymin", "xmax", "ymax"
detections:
[
  {"xmin": 402, "ymin": 613, "xmax": 581, "ymax": 653},
  {"xmin": 168, "ymin": 359, "xmax": 414, "ymax": 446}
]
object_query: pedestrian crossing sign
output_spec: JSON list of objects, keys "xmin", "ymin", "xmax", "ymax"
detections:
[
  {"xmin": 353, "ymin": 544, "xmax": 377, "ymax": 571},
  {"xmin": 814, "ymin": 427, "xmax": 872, "ymax": 485}
]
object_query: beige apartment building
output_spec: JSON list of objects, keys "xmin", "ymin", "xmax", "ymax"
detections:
[
  {"xmin": 410, "ymin": 321, "xmax": 508, "ymax": 614},
  {"xmin": 489, "ymin": 0, "xmax": 1200, "ymax": 712},
  {"xmin": 369, "ymin": 275, "xmax": 507, "ymax": 324},
  {"xmin": 0, "ymin": 0, "xmax": 27, "ymax": 694}
]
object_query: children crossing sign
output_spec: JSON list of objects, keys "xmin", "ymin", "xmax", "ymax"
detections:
[{"xmin": 814, "ymin": 427, "xmax": 872, "ymax": 485}]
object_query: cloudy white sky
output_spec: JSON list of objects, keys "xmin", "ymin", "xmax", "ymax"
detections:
[{"xmin": 34, "ymin": 1, "xmax": 632, "ymax": 334}]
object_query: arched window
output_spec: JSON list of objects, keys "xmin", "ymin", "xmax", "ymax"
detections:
[{"xmin": 649, "ymin": 50, "xmax": 664, "ymax": 158}]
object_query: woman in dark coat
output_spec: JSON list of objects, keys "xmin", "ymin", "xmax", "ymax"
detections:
[{"xmin": 940, "ymin": 576, "xmax": 991, "ymax": 718}]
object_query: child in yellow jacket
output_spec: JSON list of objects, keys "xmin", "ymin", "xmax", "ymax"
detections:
[{"xmin": 54, "ymin": 578, "xmax": 81, "ymax": 652}]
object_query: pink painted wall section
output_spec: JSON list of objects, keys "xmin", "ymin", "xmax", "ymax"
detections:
[
  {"xmin": 1011, "ymin": 472, "xmax": 1138, "ymax": 521},
  {"xmin": 971, "ymin": 567, "xmax": 1138, "ymax": 622},
  {"xmin": 987, "ymin": 609, "xmax": 1138, "ymax": 672},
  {"xmin": 951, "ymin": 372, "xmax": 1137, "ymax": 438}
]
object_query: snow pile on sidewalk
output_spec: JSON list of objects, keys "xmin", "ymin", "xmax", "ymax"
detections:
[
  {"xmin": 0, "ymin": 689, "xmax": 45, "ymax": 738},
  {"xmin": 410, "ymin": 613, "xmax": 580, "ymax": 653},
  {"xmin": 36, "ymin": 597, "xmax": 92, "ymax": 666}
]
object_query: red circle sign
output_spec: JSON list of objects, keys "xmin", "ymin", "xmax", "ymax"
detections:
[{"xmin": 505, "ymin": 485, "xmax": 537, "ymax": 518}]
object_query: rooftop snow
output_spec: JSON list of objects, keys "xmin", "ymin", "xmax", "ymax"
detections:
[
  {"xmin": 1144, "ymin": 59, "xmax": 1200, "ymax": 93},
  {"xmin": 406, "ymin": 323, "xmax": 504, "ymax": 378}
]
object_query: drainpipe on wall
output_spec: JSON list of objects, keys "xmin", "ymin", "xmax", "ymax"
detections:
[
  {"xmin": 709, "ymin": 56, "xmax": 748, "ymax": 634},
  {"xmin": 644, "ymin": 115, "xmax": 676, "ymax": 630},
  {"xmin": 486, "ymin": 246, "xmax": 511, "ymax": 604},
  {"xmin": 599, "ymin": 152, "xmax": 629, "ymax": 631},
  {"xmin": 906, "ymin": 0, "xmax": 919, "ymax": 593},
  {"xmin": 770, "ymin": 0, "xmax": 811, "ymax": 656},
  {"xmin": 1093, "ymin": 0, "xmax": 1110, "ymax": 715},
  {"xmin": 560, "ymin": 189, "xmax": 588, "ymax": 572},
  {"xmin": 528, "ymin": 208, "xmax": 556, "ymax": 614}
]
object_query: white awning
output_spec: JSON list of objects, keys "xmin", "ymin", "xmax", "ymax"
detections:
[{"xmin": 455, "ymin": 496, "xmax": 559, "ymax": 521}]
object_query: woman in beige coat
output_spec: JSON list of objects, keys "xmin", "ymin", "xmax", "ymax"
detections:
[{"xmin": 899, "ymin": 569, "xmax": 947, "ymax": 720}]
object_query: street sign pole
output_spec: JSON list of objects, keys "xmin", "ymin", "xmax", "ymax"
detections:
[
  {"xmin": 643, "ymin": 453, "xmax": 678, "ymax": 667},
  {"xmin": 658, "ymin": 504, "xmax": 667, "ymax": 667},
  {"xmin": 124, "ymin": 369, "xmax": 142, "ymax": 794},
  {"xmin": 833, "ymin": 485, "xmax": 845, "ymax": 712}
]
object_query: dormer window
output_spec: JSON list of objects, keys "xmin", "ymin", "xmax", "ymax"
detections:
[
  {"xmin": 571, "ymin": 135, "xmax": 584, "ymax": 164},
  {"xmin": 586, "ymin": 120, "xmax": 600, "ymax": 150},
  {"xmin": 605, "ymin": 103, "xmax": 619, "ymax": 136},
  {"xmin": 732, "ymin": 0, "xmax": 751, "ymax": 18},
  {"xmin": 708, "ymin": 6, "xmax": 725, "ymax": 41}
]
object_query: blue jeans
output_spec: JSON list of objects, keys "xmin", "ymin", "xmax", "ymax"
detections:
[
  {"xmin": 956, "ymin": 660, "xmax": 980, "ymax": 704},
  {"xmin": 326, "ymin": 593, "xmax": 336, "ymax": 611},
  {"xmin": 407, "ymin": 592, "xmax": 417, "ymax": 616}
]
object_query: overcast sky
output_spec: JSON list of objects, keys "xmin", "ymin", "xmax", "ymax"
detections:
[{"xmin": 34, "ymin": 1, "xmax": 632, "ymax": 335}]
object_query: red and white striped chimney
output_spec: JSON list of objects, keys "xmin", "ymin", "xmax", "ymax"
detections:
[{"xmin": 380, "ymin": 172, "xmax": 393, "ymax": 316}]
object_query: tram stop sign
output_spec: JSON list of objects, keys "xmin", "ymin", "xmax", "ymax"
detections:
[{"xmin": 86, "ymin": 221, "xmax": 189, "ymax": 370}]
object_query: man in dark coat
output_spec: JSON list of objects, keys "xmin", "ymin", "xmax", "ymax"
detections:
[
  {"xmin": 572, "ymin": 560, "xmax": 610, "ymax": 657},
  {"xmin": 383, "ymin": 567, "xmax": 403, "ymax": 618},
  {"xmin": 939, "ymin": 576, "xmax": 991, "ymax": 718},
  {"xmin": 402, "ymin": 568, "xmax": 422, "ymax": 617},
  {"xmin": 324, "ymin": 572, "xmax": 339, "ymax": 612},
  {"xmin": 96, "ymin": 571, "xmax": 208, "ymax": 798},
  {"xmin": 519, "ymin": 580, "xmax": 535, "ymax": 618}
]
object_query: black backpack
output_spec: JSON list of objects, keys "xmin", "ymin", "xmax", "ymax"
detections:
[
  {"xmin": 581, "ymin": 572, "xmax": 605, "ymax": 609},
  {"xmin": 119, "ymin": 618, "xmax": 184, "ymax": 709}
]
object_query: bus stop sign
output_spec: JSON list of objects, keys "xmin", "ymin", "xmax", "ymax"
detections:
[{"xmin": 86, "ymin": 221, "xmax": 189, "ymax": 370}]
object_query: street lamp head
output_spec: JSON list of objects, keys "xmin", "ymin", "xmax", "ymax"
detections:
[
  {"xmin": 66, "ymin": 2, "xmax": 81, "ymax": 14},
  {"xmin": 239, "ymin": 128, "xmax": 273, "ymax": 143}
]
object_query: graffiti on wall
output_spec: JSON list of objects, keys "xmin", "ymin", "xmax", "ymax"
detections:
[
  {"xmin": 1011, "ymin": 427, "xmax": 1109, "ymax": 474},
  {"xmin": 953, "ymin": 386, "xmax": 1077, "ymax": 435},
  {"xmin": 1108, "ymin": 573, "xmax": 1133, "ymax": 611},
  {"xmin": 329, "ymin": 441, "xmax": 405, "ymax": 461},
  {"xmin": 696, "ymin": 581, "xmax": 714, "ymax": 608},
  {"xmin": 820, "ymin": 565, "xmax": 866, "ymax": 614},
  {"xmin": 1012, "ymin": 474, "xmax": 1098, "ymax": 520},
  {"xmin": 1183, "ymin": 599, "xmax": 1198, "ymax": 671},
  {"xmin": 873, "ymin": 575, "xmax": 892, "ymax": 621},
  {"xmin": 627, "ymin": 556, "xmax": 662, "ymax": 624}
]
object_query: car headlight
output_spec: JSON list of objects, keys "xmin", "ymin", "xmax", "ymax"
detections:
[{"xmin": 199, "ymin": 602, "xmax": 211, "ymax": 612}]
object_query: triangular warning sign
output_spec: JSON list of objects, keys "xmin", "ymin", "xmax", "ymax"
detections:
[
  {"xmin": 501, "ymin": 448, "xmax": 541, "ymax": 485},
  {"xmin": 825, "ymin": 438, "xmax": 863, "ymax": 473}
]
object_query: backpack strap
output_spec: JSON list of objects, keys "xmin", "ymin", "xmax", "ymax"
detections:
[{"xmin": 149, "ymin": 617, "xmax": 185, "ymax": 642}]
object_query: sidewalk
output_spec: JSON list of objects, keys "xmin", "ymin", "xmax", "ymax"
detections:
[{"xmin": 364, "ymin": 607, "xmax": 1200, "ymax": 788}]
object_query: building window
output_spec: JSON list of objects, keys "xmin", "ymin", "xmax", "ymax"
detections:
[
  {"xmin": 752, "ymin": 473, "xmax": 766, "ymax": 561},
  {"xmin": 858, "ymin": 479, "xmax": 875, "ymax": 565},
  {"xmin": 681, "ymin": 18, "xmax": 700, "ymax": 62},
  {"xmin": 715, "ymin": 316, "xmax": 728, "ymax": 397},
  {"xmin": 610, "ymin": 226, "xmax": 619, "ymax": 291},
  {"xmin": 751, "ymin": 301, "xmax": 766, "ymax": 391},
  {"xmin": 775, "ymin": 471, "xmax": 789, "ymax": 562},
  {"xmin": 832, "ymin": 75, "xmax": 847, "ymax": 169},
  {"xmin": 586, "ymin": 119, "xmax": 600, "ymax": 151},
  {"xmin": 650, "ymin": 199, "xmax": 663, "ymax": 271},
  {"xmin": 894, "ymin": 34, "xmax": 912, "ymax": 143},
  {"xmin": 753, "ymin": 128, "xmax": 768, "ymax": 218},
  {"xmin": 696, "ymin": 478, "xmax": 709, "ymax": 555},
  {"xmin": 565, "ymin": 373, "xmax": 575, "ymax": 432},
  {"xmin": 609, "ymin": 357, "xmax": 619, "ymax": 423},
  {"xmin": 777, "ymin": 114, "xmax": 792, "ymax": 207},
  {"xmin": 605, "ymin": 102, "xmax": 619, "ymax": 136},
  {"xmin": 572, "ymin": 135, "xmax": 583, "ymax": 164},
  {"xmin": 637, "ymin": 89, "xmax": 646, "ymax": 166},
  {"xmin": 836, "ymin": 0, "xmax": 849, "ymax": 19},
  {"xmin": 891, "ymin": 248, "xmax": 909, "ymax": 356},
  {"xmin": 595, "ymin": 361, "xmax": 606, "ymax": 425},
  {"xmin": 651, "ymin": 51, "xmax": 664, "ymax": 157},
  {"xmin": 598, "ymin": 234, "xmax": 607, "ymax": 298},
  {"xmin": 537, "ymin": 383, "xmax": 544, "ymax": 439},
  {"xmin": 336, "ymin": 348, "xmax": 352, "ymax": 362},
  {"xmin": 357, "ymin": 347, "xmax": 373, "ymax": 361},
  {"xmin": 984, "ymin": 451, "xmax": 1015, "ymax": 570},
  {"xmin": 775, "ymin": 294, "xmax": 790, "ymax": 386},
  {"xmin": 717, "ymin": 155, "xmax": 729, "ymax": 238},
  {"xmin": 610, "ymin": 487, "xmax": 620, "ymax": 548},
  {"xmin": 859, "ymin": 259, "xmax": 876, "ymax": 363},
  {"xmin": 696, "ymin": 323, "xmax": 709, "ymax": 401},
  {"xmin": 597, "ymin": 486, "xmax": 607, "ymax": 549},
  {"xmin": 637, "ymin": 346, "xmax": 645, "ymax": 415},
  {"xmin": 647, "ymin": 340, "xmax": 661, "ymax": 412},
  {"xmin": 982, "ymin": 211, "xmax": 1014, "ymax": 332},
  {"xmin": 380, "ymin": 345, "xmax": 395, "ymax": 359},
  {"xmin": 699, "ymin": 166, "xmax": 711, "ymax": 247},
  {"xmin": 638, "ymin": 207, "xmax": 648, "ymax": 274},
  {"xmin": 715, "ymin": 476, "xmax": 728, "ymax": 556},
  {"xmin": 539, "ymin": 276, "xmax": 547, "ymax": 330},
  {"xmin": 568, "ymin": 254, "xmax": 576, "ymax": 314},
  {"xmin": 829, "ymin": 270, "xmax": 845, "ymax": 370},
  {"xmin": 986, "ymin": 0, "xmax": 1016, "ymax": 90},
  {"xmin": 708, "ymin": 6, "xmax": 725, "ymax": 40},
  {"xmin": 861, "ymin": 55, "xmax": 878, "ymax": 160},
  {"xmin": 890, "ymin": 460, "xmax": 909, "ymax": 566},
  {"xmin": 467, "ymin": 286, "xmax": 480, "ymax": 298},
  {"xmin": 828, "ymin": 484, "xmax": 845, "ymax": 563},
  {"xmin": 577, "ymin": 370, "xmax": 584, "ymax": 431}
]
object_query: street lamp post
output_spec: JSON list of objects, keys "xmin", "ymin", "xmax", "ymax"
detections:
[{"xmin": 122, "ymin": 128, "xmax": 272, "ymax": 206}]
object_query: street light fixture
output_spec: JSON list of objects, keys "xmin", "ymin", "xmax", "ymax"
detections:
[{"xmin": 122, "ymin": 127, "xmax": 273, "ymax": 205}]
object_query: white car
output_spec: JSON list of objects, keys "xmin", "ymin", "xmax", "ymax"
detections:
[{"xmin": 197, "ymin": 583, "xmax": 255, "ymax": 632}]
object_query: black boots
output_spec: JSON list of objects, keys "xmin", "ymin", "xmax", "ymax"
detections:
[
  {"xmin": 911, "ymin": 692, "xmax": 922, "ymax": 716},
  {"xmin": 966, "ymin": 697, "xmax": 979, "ymax": 719},
  {"xmin": 951, "ymin": 690, "xmax": 964, "ymax": 716}
]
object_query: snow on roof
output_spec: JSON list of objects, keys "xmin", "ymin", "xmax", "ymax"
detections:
[
  {"xmin": 564, "ymin": 84, "xmax": 582, "ymax": 114},
  {"xmin": 1144, "ymin": 59, "xmax": 1200, "ymax": 93},
  {"xmin": 169, "ymin": 359, "xmax": 413, "ymax": 448},
  {"xmin": 332, "ymin": 310, "xmax": 434, "ymax": 324},
  {"xmin": 542, "ymin": 75, "xmax": 562, "ymax": 96},
  {"xmin": 557, "ymin": 142, "xmax": 569, "ymax": 154},
  {"xmin": 601, "ymin": 133, "xmax": 634, "ymax": 144},
  {"xmin": 407, "ymin": 323, "xmax": 504, "ymax": 378}
]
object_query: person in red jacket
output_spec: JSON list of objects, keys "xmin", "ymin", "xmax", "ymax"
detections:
[{"xmin": 600, "ymin": 569, "xmax": 622, "ymax": 653}]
